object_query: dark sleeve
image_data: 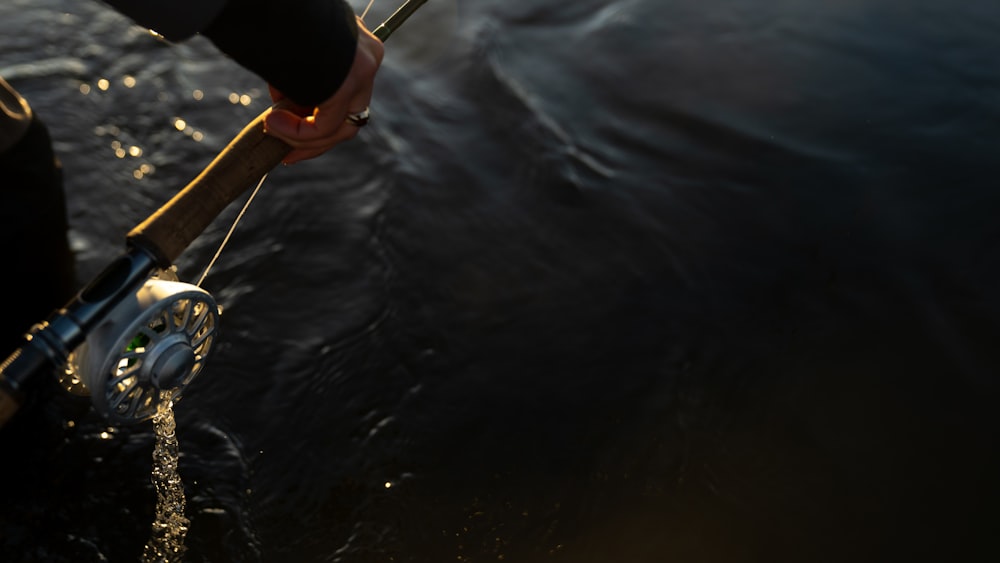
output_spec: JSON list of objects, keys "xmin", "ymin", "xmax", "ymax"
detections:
[
  {"xmin": 101, "ymin": 0, "xmax": 359, "ymax": 107},
  {"xmin": 100, "ymin": 0, "xmax": 228, "ymax": 40}
]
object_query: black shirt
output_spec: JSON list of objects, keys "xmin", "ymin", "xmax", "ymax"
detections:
[{"xmin": 102, "ymin": 0, "xmax": 359, "ymax": 106}]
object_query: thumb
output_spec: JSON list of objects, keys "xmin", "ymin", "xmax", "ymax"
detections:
[{"xmin": 262, "ymin": 108, "xmax": 307, "ymax": 138}]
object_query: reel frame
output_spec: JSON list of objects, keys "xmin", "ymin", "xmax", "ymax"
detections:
[{"xmin": 64, "ymin": 270, "xmax": 220, "ymax": 424}]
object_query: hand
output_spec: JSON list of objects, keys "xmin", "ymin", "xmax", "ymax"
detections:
[{"xmin": 263, "ymin": 17, "xmax": 385, "ymax": 164}]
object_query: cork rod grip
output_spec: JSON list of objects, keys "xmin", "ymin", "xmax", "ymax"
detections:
[
  {"xmin": 127, "ymin": 0, "xmax": 425, "ymax": 266},
  {"xmin": 127, "ymin": 108, "xmax": 291, "ymax": 265}
]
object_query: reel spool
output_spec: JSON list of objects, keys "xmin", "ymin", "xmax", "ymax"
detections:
[{"xmin": 63, "ymin": 270, "xmax": 220, "ymax": 424}]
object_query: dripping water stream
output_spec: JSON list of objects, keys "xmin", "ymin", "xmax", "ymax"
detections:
[{"xmin": 142, "ymin": 391, "xmax": 190, "ymax": 563}]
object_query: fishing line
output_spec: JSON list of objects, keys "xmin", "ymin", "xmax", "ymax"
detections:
[
  {"xmin": 195, "ymin": 0, "xmax": 409, "ymax": 289},
  {"xmin": 361, "ymin": 0, "xmax": 377, "ymax": 20},
  {"xmin": 0, "ymin": 0, "xmax": 428, "ymax": 429},
  {"xmin": 195, "ymin": 172, "xmax": 268, "ymax": 287},
  {"xmin": 197, "ymin": 0, "xmax": 378, "ymax": 286}
]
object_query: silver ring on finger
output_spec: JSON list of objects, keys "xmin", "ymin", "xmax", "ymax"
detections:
[{"xmin": 345, "ymin": 107, "xmax": 370, "ymax": 127}]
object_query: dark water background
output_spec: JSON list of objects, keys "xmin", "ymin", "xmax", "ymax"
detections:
[{"xmin": 2, "ymin": 0, "xmax": 1000, "ymax": 561}]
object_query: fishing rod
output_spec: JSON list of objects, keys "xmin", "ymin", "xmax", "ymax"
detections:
[{"xmin": 0, "ymin": 0, "xmax": 429, "ymax": 429}]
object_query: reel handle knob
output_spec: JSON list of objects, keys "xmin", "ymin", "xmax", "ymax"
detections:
[
  {"xmin": 0, "ymin": 385, "xmax": 20, "ymax": 429},
  {"xmin": 0, "ymin": 323, "xmax": 77, "ymax": 429},
  {"xmin": 0, "ymin": 347, "xmax": 43, "ymax": 427},
  {"xmin": 127, "ymin": 108, "xmax": 292, "ymax": 266}
]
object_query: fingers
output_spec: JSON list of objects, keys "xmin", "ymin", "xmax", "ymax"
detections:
[
  {"xmin": 264, "ymin": 107, "xmax": 362, "ymax": 165},
  {"xmin": 263, "ymin": 19, "xmax": 385, "ymax": 164},
  {"xmin": 265, "ymin": 107, "xmax": 363, "ymax": 160}
]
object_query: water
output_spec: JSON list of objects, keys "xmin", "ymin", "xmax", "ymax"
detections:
[
  {"xmin": 1, "ymin": 0, "xmax": 1000, "ymax": 561},
  {"xmin": 142, "ymin": 393, "xmax": 190, "ymax": 563}
]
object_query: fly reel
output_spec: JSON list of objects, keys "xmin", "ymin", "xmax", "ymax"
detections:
[
  {"xmin": 0, "ymin": 0, "xmax": 428, "ymax": 432},
  {"xmin": 62, "ymin": 269, "xmax": 220, "ymax": 424}
]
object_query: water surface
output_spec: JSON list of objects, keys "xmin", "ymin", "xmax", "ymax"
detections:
[{"xmin": 1, "ymin": 0, "xmax": 998, "ymax": 561}]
